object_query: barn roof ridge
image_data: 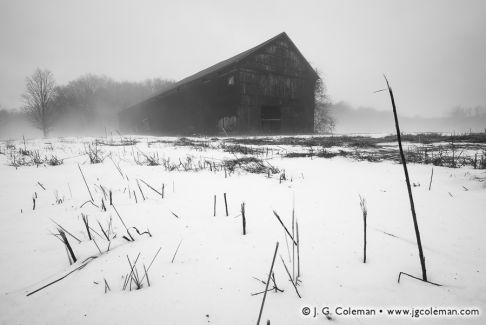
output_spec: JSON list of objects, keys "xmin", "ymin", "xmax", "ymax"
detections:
[{"xmin": 127, "ymin": 32, "xmax": 316, "ymax": 109}]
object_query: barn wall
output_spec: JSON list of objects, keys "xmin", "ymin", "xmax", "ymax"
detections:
[
  {"xmin": 119, "ymin": 104, "xmax": 147, "ymax": 133},
  {"xmin": 120, "ymin": 70, "xmax": 240, "ymax": 135},
  {"xmin": 236, "ymin": 37, "xmax": 316, "ymax": 134}
]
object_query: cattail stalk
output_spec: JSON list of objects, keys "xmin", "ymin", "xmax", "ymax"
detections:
[
  {"xmin": 58, "ymin": 229, "xmax": 77, "ymax": 263},
  {"xmin": 224, "ymin": 193, "xmax": 229, "ymax": 216},
  {"xmin": 359, "ymin": 196, "xmax": 367, "ymax": 263},
  {"xmin": 256, "ymin": 242, "xmax": 279, "ymax": 325},
  {"xmin": 385, "ymin": 76, "xmax": 427, "ymax": 281},
  {"xmin": 77, "ymin": 163, "xmax": 94, "ymax": 201},
  {"xmin": 241, "ymin": 202, "xmax": 246, "ymax": 235}
]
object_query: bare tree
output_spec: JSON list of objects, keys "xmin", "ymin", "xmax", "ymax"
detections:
[
  {"xmin": 314, "ymin": 70, "xmax": 335, "ymax": 133},
  {"xmin": 315, "ymin": 101, "xmax": 336, "ymax": 133},
  {"xmin": 22, "ymin": 68, "xmax": 57, "ymax": 137}
]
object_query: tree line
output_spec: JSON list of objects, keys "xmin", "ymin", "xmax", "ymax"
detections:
[{"xmin": 20, "ymin": 68, "xmax": 175, "ymax": 136}]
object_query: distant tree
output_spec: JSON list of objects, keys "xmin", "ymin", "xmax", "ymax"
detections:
[
  {"xmin": 52, "ymin": 75, "xmax": 174, "ymax": 129},
  {"xmin": 55, "ymin": 74, "xmax": 110, "ymax": 123},
  {"xmin": 315, "ymin": 101, "xmax": 336, "ymax": 133},
  {"xmin": 22, "ymin": 68, "xmax": 57, "ymax": 137},
  {"xmin": 450, "ymin": 105, "xmax": 486, "ymax": 119},
  {"xmin": 314, "ymin": 71, "xmax": 335, "ymax": 133}
]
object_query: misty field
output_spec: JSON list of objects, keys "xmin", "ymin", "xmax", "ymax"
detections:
[{"xmin": 0, "ymin": 134, "xmax": 485, "ymax": 324}]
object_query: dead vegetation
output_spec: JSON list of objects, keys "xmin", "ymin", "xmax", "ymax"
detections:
[
  {"xmin": 134, "ymin": 151, "xmax": 161, "ymax": 166},
  {"xmin": 5, "ymin": 132, "xmax": 483, "ymax": 170},
  {"xmin": 122, "ymin": 248, "xmax": 161, "ymax": 291},
  {"xmin": 220, "ymin": 143, "xmax": 265, "ymax": 155},
  {"xmin": 84, "ymin": 142, "xmax": 104, "ymax": 164},
  {"xmin": 132, "ymin": 146, "xmax": 282, "ymax": 175},
  {"xmin": 112, "ymin": 205, "xmax": 151, "ymax": 242},
  {"xmin": 281, "ymin": 142, "xmax": 485, "ymax": 169},
  {"xmin": 220, "ymin": 133, "xmax": 485, "ymax": 169},
  {"xmin": 98, "ymin": 138, "xmax": 138, "ymax": 146},
  {"xmin": 223, "ymin": 157, "xmax": 279, "ymax": 174},
  {"xmin": 8, "ymin": 147, "xmax": 64, "ymax": 167},
  {"xmin": 46, "ymin": 155, "xmax": 64, "ymax": 166},
  {"xmin": 226, "ymin": 132, "xmax": 486, "ymax": 147},
  {"xmin": 173, "ymin": 137, "xmax": 211, "ymax": 150}
]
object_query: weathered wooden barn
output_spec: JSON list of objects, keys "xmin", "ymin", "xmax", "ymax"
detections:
[{"xmin": 119, "ymin": 32, "xmax": 319, "ymax": 135}]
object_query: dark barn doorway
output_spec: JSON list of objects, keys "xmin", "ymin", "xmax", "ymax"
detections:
[{"xmin": 261, "ymin": 105, "xmax": 281, "ymax": 134}]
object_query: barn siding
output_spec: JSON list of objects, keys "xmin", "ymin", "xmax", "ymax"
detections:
[
  {"xmin": 119, "ymin": 33, "xmax": 317, "ymax": 135},
  {"xmin": 235, "ymin": 37, "xmax": 316, "ymax": 134}
]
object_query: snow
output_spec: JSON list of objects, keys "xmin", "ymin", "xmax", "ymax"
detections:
[{"xmin": 0, "ymin": 136, "xmax": 485, "ymax": 324}]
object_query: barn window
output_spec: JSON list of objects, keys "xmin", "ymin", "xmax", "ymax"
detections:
[{"xmin": 228, "ymin": 76, "xmax": 235, "ymax": 85}]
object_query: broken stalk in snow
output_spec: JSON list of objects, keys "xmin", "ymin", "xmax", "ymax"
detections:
[
  {"xmin": 241, "ymin": 202, "xmax": 247, "ymax": 235},
  {"xmin": 77, "ymin": 163, "xmax": 94, "ymax": 202},
  {"xmin": 171, "ymin": 240, "xmax": 183, "ymax": 263},
  {"xmin": 359, "ymin": 195, "xmax": 367, "ymax": 263},
  {"xmin": 384, "ymin": 75, "xmax": 427, "ymax": 281},
  {"xmin": 224, "ymin": 193, "xmax": 229, "ymax": 216},
  {"xmin": 256, "ymin": 242, "xmax": 279, "ymax": 325}
]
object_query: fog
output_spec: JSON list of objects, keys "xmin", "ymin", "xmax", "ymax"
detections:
[
  {"xmin": 329, "ymin": 102, "xmax": 486, "ymax": 134},
  {"xmin": 3, "ymin": 101, "xmax": 485, "ymax": 139},
  {"xmin": 1, "ymin": 0, "xmax": 486, "ymax": 117},
  {"xmin": 1, "ymin": 0, "xmax": 486, "ymax": 138}
]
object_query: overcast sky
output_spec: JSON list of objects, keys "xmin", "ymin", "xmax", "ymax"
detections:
[{"xmin": 1, "ymin": 0, "xmax": 485, "ymax": 117}]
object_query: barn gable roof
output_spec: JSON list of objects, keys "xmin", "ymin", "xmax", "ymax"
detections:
[{"xmin": 128, "ymin": 32, "xmax": 318, "ymax": 108}]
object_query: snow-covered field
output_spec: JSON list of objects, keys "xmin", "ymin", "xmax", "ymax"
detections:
[{"xmin": 0, "ymin": 135, "xmax": 485, "ymax": 324}]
